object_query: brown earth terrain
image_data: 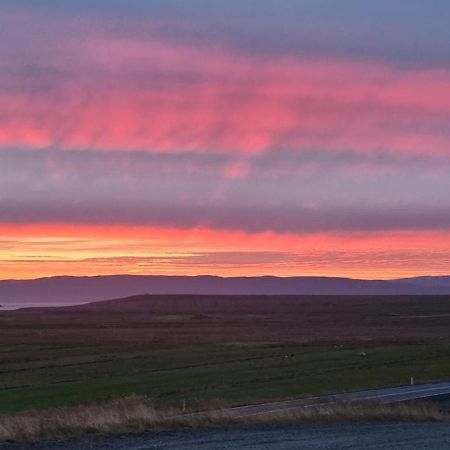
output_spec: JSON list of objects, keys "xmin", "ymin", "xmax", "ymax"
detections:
[{"xmin": 2, "ymin": 295, "xmax": 449, "ymax": 346}]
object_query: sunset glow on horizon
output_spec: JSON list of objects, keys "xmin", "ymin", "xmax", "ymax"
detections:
[{"xmin": 1, "ymin": 1, "xmax": 450, "ymax": 280}]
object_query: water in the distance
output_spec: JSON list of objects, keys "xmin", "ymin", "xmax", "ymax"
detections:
[{"xmin": 0, "ymin": 301, "xmax": 90, "ymax": 310}]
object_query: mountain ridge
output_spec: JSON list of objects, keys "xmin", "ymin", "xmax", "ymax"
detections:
[{"xmin": 1, "ymin": 274, "xmax": 450, "ymax": 308}]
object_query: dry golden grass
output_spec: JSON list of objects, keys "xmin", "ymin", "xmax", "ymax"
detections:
[{"xmin": 0, "ymin": 396, "xmax": 448, "ymax": 442}]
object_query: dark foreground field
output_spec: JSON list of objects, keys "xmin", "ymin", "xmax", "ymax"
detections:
[
  {"xmin": 2, "ymin": 294, "xmax": 450, "ymax": 345},
  {"xmin": 0, "ymin": 295, "xmax": 449, "ymax": 414}
]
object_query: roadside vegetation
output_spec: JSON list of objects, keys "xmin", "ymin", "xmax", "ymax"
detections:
[{"xmin": 0, "ymin": 395, "xmax": 448, "ymax": 442}]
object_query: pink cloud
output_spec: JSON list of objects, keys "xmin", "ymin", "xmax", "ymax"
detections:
[{"xmin": 1, "ymin": 19, "xmax": 450, "ymax": 157}]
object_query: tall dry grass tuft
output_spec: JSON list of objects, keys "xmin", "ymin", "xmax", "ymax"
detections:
[
  {"xmin": 0, "ymin": 396, "xmax": 175, "ymax": 442},
  {"xmin": 245, "ymin": 401, "xmax": 450, "ymax": 424},
  {"xmin": 0, "ymin": 396, "xmax": 448, "ymax": 442}
]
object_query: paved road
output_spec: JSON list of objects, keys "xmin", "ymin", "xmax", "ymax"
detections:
[
  {"xmin": 227, "ymin": 381, "xmax": 450, "ymax": 417},
  {"xmin": 2, "ymin": 423, "xmax": 450, "ymax": 450}
]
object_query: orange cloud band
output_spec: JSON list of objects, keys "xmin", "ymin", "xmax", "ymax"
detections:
[{"xmin": 1, "ymin": 224, "xmax": 449, "ymax": 280}]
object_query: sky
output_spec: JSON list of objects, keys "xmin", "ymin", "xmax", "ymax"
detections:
[{"xmin": 1, "ymin": 0, "xmax": 450, "ymax": 280}]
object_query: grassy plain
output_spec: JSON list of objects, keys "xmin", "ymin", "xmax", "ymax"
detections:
[
  {"xmin": 0, "ymin": 295, "xmax": 449, "ymax": 414},
  {"xmin": 0, "ymin": 343, "xmax": 449, "ymax": 414}
]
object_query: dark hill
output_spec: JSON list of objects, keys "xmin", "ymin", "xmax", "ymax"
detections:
[{"xmin": 1, "ymin": 274, "xmax": 450, "ymax": 308}]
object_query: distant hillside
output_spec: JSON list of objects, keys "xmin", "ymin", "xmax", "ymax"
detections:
[{"xmin": 1, "ymin": 274, "xmax": 450, "ymax": 309}]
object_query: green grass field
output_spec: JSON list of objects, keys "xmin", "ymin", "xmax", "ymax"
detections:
[{"xmin": 1, "ymin": 343, "xmax": 449, "ymax": 413}]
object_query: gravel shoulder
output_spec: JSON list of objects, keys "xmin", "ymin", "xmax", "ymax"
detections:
[{"xmin": 2, "ymin": 423, "xmax": 450, "ymax": 450}]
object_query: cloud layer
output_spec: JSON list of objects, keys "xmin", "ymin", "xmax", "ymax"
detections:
[
  {"xmin": 1, "ymin": 9, "xmax": 450, "ymax": 155},
  {"xmin": 1, "ymin": 2, "xmax": 450, "ymax": 278}
]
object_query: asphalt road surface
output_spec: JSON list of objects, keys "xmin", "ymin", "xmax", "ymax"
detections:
[
  {"xmin": 2, "ymin": 423, "xmax": 450, "ymax": 450},
  {"xmin": 228, "ymin": 381, "xmax": 450, "ymax": 417}
]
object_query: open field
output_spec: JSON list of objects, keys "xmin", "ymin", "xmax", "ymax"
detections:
[
  {"xmin": 1, "ymin": 295, "xmax": 450, "ymax": 346},
  {"xmin": 0, "ymin": 295, "xmax": 449, "ymax": 414},
  {"xmin": 0, "ymin": 343, "xmax": 449, "ymax": 414}
]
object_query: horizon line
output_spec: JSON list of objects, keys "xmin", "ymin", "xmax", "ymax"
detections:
[{"xmin": 1, "ymin": 273, "xmax": 449, "ymax": 283}]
